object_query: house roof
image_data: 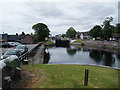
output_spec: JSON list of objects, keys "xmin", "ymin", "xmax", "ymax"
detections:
[
  {"xmin": 77, "ymin": 32, "xmax": 89, "ymax": 36},
  {"xmin": 0, "ymin": 33, "xmax": 34, "ymax": 41},
  {"xmin": 22, "ymin": 34, "xmax": 34, "ymax": 39},
  {"xmin": 8, "ymin": 35, "xmax": 22, "ymax": 41}
]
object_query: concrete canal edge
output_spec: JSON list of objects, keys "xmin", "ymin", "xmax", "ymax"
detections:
[
  {"xmin": 83, "ymin": 40, "xmax": 120, "ymax": 51},
  {"xmin": 32, "ymin": 43, "xmax": 45, "ymax": 64}
]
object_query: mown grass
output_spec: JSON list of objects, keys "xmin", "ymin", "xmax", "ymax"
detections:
[
  {"xmin": 72, "ymin": 40, "xmax": 83, "ymax": 44},
  {"xmin": 22, "ymin": 64, "xmax": 119, "ymax": 88},
  {"xmin": 45, "ymin": 40, "xmax": 54, "ymax": 45}
]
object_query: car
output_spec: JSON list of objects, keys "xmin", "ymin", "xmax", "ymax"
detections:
[
  {"xmin": 1, "ymin": 49, "xmax": 21, "ymax": 59},
  {"xmin": 15, "ymin": 42, "xmax": 22, "ymax": 46},
  {"xmin": 0, "ymin": 41, "xmax": 11, "ymax": 48},
  {"xmin": 15, "ymin": 45, "xmax": 28, "ymax": 54},
  {"xmin": 8, "ymin": 42, "xmax": 16, "ymax": 47},
  {"xmin": 8, "ymin": 42, "xmax": 22, "ymax": 47}
]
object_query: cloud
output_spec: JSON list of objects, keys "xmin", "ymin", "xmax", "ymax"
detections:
[{"xmin": 0, "ymin": 1, "xmax": 118, "ymax": 35}]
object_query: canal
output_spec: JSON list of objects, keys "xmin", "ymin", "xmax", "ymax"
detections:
[{"xmin": 44, "ymin": 45, "xmax": 120, "ymax": 68}]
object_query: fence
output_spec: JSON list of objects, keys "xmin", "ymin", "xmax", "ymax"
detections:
[{"xmin": 19, "ymin": 42, "xmax": 42, "ymax": 62}]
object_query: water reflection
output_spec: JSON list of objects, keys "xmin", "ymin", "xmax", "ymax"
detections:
[
  {"xmin": 116, "ymin": 54, "xmax": 120, "ymax": 60},
  {"xmin": 45, "ymin": 46, "xmax": 120, "ymax": 68},
  {"xmin": 103, "ymin": 52, "xmax": 115, "ymax": 66},
  {"xmin": 43, "ymin": 49, "xmax": 50, "ymax": 64},
  {"xmin": 71, "ymin": 45, "xmax": 82, "ymax": 51},
  {"xmin": 89, "ymin": 50, "xmax": 103, "ymax": 63},
  {"xmin": 66, "ymin": 48, "xmax": 77, "ymax": 56},
  {"xmin": 89, "ymin": 50, "xmax": 116, "ymax": 66}
]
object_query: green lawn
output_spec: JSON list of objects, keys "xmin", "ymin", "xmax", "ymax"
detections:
[
  {"xmin": 72, "ymin": 40, "xmax": 83, "ymax": 44},
  {"xmin": 22, "ymin": 64, "xmax": 119, "ymax": 88},
  {"xmin": 45, "ymin": 40, "xmax": 54, "ymax": 45}
]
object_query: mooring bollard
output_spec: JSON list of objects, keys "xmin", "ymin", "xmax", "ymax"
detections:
[
  {"xmin": 24, "ymin": 57, "xmax": 28, "ymax": 64},
  {"xmin": 84, "ymin": 69, "xmax": 89, "ymax": 86}
]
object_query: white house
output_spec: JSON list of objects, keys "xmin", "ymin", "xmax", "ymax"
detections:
[{"xmin": 77, "ymin": 32, "xmax": 90, "ymax": 40}]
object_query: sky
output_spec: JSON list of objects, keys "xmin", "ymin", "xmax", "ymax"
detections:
[{"xmin": 0, "ymin": 0, "xmax": 119, "ymax": 36}]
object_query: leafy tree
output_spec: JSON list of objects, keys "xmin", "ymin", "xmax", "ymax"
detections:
[
  {"xmin": 34, "ymin": 33, "xmax": 39, "ymax": 43},
  {"xmin": 16, "ymin": 33, "xmax": 18, "ymax": 36},
  {"xmin": 30, "ymin": 33, "xmax": 34, "ymax": 36},
  {"xmin": 111, "ymin": 25, "xmax": 116, "ymax": 34},
  {"xmin": 19, "ymin": 31, "xmax": 25, "ymax": 37},
  {"xmin": 66, "ymin": 27, "xmax": 76, "ymax": 38},
  {"xmin": 89, "ymin": 25, "xmax": 102, "ymax": 39},
  {"xmin": 32, "ymin": 23, "xmax": 50, "ymax": 42},
  {"xmin": 61, "ymin": 34, "xmax": 67, "ymax": 38},
  {"xmin": 115, "ymin": 24, "xmax": 120, "ymax": 33},
  {"xmin": 22, "ymin": 32, "xmax": 25, "ymax": 36},
  {"xmin": 102, "ymin": 17, "xmax": 113, "ymax": 40}
]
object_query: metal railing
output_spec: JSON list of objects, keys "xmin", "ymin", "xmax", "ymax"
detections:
[{"xmin": 19, "ymin": 42, "xmax": 42, "ymax": 62}]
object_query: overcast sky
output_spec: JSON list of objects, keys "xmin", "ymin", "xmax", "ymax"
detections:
[{"xmin": 0, "ymin": 0, "xmax": 119, "ymax": 35}]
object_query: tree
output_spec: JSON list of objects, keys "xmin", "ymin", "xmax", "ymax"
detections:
[
  {"xmin": 102, "ymin": 17, "xmax": 113, "ymax": 40},
  {"xmin": 30, "ymin": 33, "xmax": 34, "ymax": 36},
  {"xmin": 19, "ymin": 31, "xmax": 25, "ymax": 37},
  {"xmin": 22, "ymin": 32, "xmax": 25, "ymax": 36},
  {"xmin": 66, "ymin": 27, "xmax": 76, "ymax": 38},
  {"xmin": 61, "ymin": 34, "xmax": 67, "ymax": 38},
  {"xmin": 115, "ymin": 24, "xmax": 120, "ymax": 33},
  {"xmin": 16, "ymin": 33, "xmax": 18, "ymax": 36},
  {"xmin": 32, "ymin": 23, "xmax": 50, "ymax": 42},
  {"xmin": 89, "ymin": 25, "xmax": 102, "ymax": 39}
]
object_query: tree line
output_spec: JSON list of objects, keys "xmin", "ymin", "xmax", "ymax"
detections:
[
  {"xmin": 89, "ymin": 17, "xmax": 120, "ymax": 40},
  {"xmin": 32, "ymin": 23, "xmax": 77, "ymax": 42},
  {"xmin": 30, "ymin": 17, "xmax": 119, "ymax": 42},
  {"xmin": 62, "ymin": 17, "xmax": 120, "ymax": 40}
]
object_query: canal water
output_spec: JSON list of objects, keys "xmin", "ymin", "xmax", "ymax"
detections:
[{"xmin": 44, "ymin": 45, "xmax": 120, "ymax": 68}]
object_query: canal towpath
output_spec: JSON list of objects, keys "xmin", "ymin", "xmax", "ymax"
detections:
[{"xmin": 31, "ymin": 43, "xmax": 45, "ymax": 64}]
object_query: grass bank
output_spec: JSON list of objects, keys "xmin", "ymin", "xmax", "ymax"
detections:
[
  {"xmin": 20, "ymin": 64, "xmax": 119, "ymax": 88},
  {"xmin": 45, "ymin": 40, "xmax": 54, "ymax": 45},
  {"xmin": 72, "ymin": 40, "xmax": 84, "ymax": 44}
]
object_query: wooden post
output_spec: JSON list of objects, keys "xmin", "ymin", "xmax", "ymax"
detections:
[
  {"xmin": 32, "ymin": 58, "xmax": 34, "ymax": 66},
  {"xmin": 84, "ymin": 69, "xmax": 89, "ymax": 86}
]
